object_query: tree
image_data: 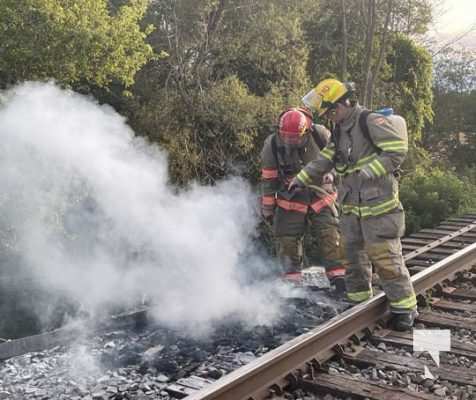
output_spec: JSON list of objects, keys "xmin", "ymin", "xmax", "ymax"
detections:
[
  {"xmin": 305, "ymin": 0, "xmax": 432, "ymax": 109},
  {"xmin": 0, "ymin": 0, "xmax": 154, "ymax": 88},
  {"xmin": 122, "ymin": 0, "xmax": 314, "ymax": 184},
  {"xmin": 386, "ymin": 35, "xmax": 433, "ymax": 145},
  {"xmin": 423, "ymin": 48, "xmax": 476, "ymax": 171}
]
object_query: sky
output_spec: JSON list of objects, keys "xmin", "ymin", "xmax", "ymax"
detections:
[
  {"xmin": 432, "ymin": 0, "xmax": 476, "ymax": 49},
  {"xmin": 436, "ymin": 0, "xmax": 476, "ymax": 34}
]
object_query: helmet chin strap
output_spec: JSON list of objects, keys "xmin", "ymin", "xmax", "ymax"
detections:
[
  {"xmin": 284, "ymin": 146, "xmax": 295, "ymax": 158},
  {"xmin": 334, "ymin": 102, "xmax": 354, "ymax": 124}
]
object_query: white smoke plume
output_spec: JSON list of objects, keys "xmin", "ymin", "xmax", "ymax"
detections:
[{"xmin": 0, "ymin": 82, "xmax": 282, "ymax": 334}]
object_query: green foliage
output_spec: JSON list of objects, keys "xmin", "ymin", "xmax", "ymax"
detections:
[
  {"xmin": 0, "ymin": 0, "xmax": 154, "ymax": 88},
  {"xmin": 304, "ymin": 0, "xmax": 363, "ymax": 86},
  {"xmin": 305, "ymin": 0, "xmax": 432, "ymax": 103},
  {"xmin": 433, "ymin": 48, "xmax": 476, "ymax": 93},
  {"xmin": 162, "ymin": 76, "xmax": 264, "ymax": 185},
  {"xmin": 424, "ymin": 49, "xmax": 476, "ymax": 172},
  {"xmin": 425, "ymin": 90, "xmax": 476, "ymax": 170},
  {"xmin": 5, "ymin": 0, "xmax": 471, "ymax": 230},
  {"xmin": 219, "ymin": 2, "xmax": 311, "ymax": 97},
  {"xmin": 123, "ymin": 0, "xmax": 313, "ymax": 185},
  {"xmin": 400, "ymin": 167, "xmax": 476, "ymax": 233},
  {"xmin": 387, "ymin": 35, "xmax": 433, "ymax": 144}
]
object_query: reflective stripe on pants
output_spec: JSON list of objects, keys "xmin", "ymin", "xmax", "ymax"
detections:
[
  {"xmin": 341, "ymin": 210, "xmax": 416, "ymax": 312},
  {"xmin": 347, "ymin": 289, "xmax": 373, "ymax": 303}
]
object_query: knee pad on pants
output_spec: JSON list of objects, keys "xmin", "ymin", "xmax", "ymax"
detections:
[
  {"xmin": 277, "ymin": 236, "xmax": 303, "ymax": 271},
  {"xmin": 366, "ymin": 241, "xmax": 403, "ymax": 281}
]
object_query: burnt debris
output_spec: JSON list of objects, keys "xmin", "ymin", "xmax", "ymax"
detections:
[{"xmin": 0, "ymin": 290, "xmax": 349, "ymax": 399}]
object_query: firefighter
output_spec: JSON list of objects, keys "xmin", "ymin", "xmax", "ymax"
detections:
[
  {"xmin": 289, "ymin": 79, "xmax": 417, "ymax": 330},
  {"xmin": 260, "ymin": 107, "xmax": 346, "ymax": 290}
]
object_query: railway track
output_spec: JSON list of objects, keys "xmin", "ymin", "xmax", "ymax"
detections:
[
  {"xmin": 185, "ymin": 213, "xmax": 476, "ymax": 400},
  {"xmin": 0, "ymin": 213, "xmax": 475, "ymax": 400}
]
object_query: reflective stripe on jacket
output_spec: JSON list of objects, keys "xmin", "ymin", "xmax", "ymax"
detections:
[
  {"xmin": 297, "ymin": 104, "xmax": 408, "ymax": 218},
  {"xmin": 260, "ymin": 133, "xmax": 330, "ymax": 212}
]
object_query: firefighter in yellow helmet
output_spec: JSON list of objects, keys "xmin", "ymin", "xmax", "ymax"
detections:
[
  {"xmin": 260, "ymin": 107, "xmax": 346, "ymax": 290},
  {"xmin": 290, "ymin": 79, "xmax": 417, "ymax": 331}
]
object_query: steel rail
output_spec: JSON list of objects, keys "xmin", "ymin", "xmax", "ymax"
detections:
[
  {"xmin": 403, "ymin": 223, "xmax": 476, "ymax": 261},
  {"xmin": 186, "ymin": 242, "xmax": 476, "ymax": 400},
  {"xmin": 0, "ymin": 306, "xmax": 149, "ymax": 361}
]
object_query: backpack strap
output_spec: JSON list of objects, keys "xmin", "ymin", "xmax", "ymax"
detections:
[
  {"xmin": 359, "ymin": 110, "xmax": 380, "ymax": 154},
  {"xmin": 330, "ymin": 124, "xmax": 340, "ymax": 166},
  {"xmin": 270, "ymin": 134, "xmax": 285, "ymax": 182},
  {"xmin": 271, "ymin": 134, "xmax": 307, "ymax": 182}
]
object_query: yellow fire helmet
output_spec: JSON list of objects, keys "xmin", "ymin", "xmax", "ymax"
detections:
[{"xmin": 302, "ymin": 79, "xmax": 354, "ymax": 116}]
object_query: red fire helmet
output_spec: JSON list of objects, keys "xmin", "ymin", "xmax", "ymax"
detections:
[{"xmin": 278, "ymin": 108, "xmax": 312, "ymax": 146}]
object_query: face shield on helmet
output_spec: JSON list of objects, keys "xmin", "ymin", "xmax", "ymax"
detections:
[
  {"xmin": 302, "ymin": 89, "xmax": 323, "ymax": 115},
  {"xmin": 302, "ymin": 79, "xmax": 353, "ymax": 117},
  {"xmin": 278, "ymin": 108, "xmax": 312, "ymax": 147}
]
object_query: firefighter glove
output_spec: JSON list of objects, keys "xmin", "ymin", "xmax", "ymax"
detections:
[
  {"xmin": 321, "ymin": 173, "xmax": 335, "ymax": 192},
  {"xmin": 322, "ymin": 173, "xmax": 334, "ymax": 184}
]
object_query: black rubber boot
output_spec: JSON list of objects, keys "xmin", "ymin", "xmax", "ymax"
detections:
[
  {"xmin": 392, "ymin": 310, "xmax": 419, "ymax": 331},
  {"xmin": 333, "ymin": 277, "xmax": 346, "ymax": 294}
]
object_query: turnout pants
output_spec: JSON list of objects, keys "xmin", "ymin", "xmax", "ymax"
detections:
[
  {"xmin": 340, "ymin": 208, "xmax": 416, "ymax": 313},
  {"xmin": 274, "ymin": 206, "xmax": 345, "ymax": 277}
]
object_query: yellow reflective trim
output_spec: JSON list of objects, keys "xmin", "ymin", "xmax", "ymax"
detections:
[
  {"xmin": 380, "ymin": 147, "xmax": 408, "ymax": 153},
  {"xmin": 380, "ymin": 144, "xmax": 408, "ymax": 151},
  {"xmin": 342, "ymin": 205, "xmax": 360, "ymax": 217},
  {"xmin": 321, "ymin": 148, "xmax": 335, "ymax": 161},
  {"xmin": 368, "ymin": 162, "xmax": 380, "ymax": 177},
  {"xmin": 337, "ymin": 153, "xmax": 378, "ymax": 175},
  {"xmin": 360, "ymin": 198, "xmax": 400, "ymax": 217},
  {"xmin": 377, "ymin": 140, "xmax": 405, "ymax": 146},
  {"xmin": 341, "ymin": 196, "xmax": 400, "ymax": 218},
  {"xmin": 347, "ymin": 289, "xmax": 373, "ymax": 302},
  {"xmin": 390, "ymin": 293, "xmax": 417, "ymax": 310},
  {"xmin": 377, "ymin": 140, "xmax": 407, "ymax": 149},
  {"xmin": 355, "ymin": 154, "xmax": 377, "ymax": 168},
  {"xmin": 378, "ymin": 141, "xmax": 408, "ymax": 151},
  {"xmin": 297, "ymin": 170, "xmax": 312, "ymax": 185},
  {"xmin": 335, "ymin": 163, "xmax": 347, "ymax": 172},
  {"xmin": 372, "ymin": 159, "xmax": 386, "ymax": 176}
]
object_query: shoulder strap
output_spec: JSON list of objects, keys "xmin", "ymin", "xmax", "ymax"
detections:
[
  {"xmin": 330, "ymin": 125, "xmax": 340, "ymax": 165},
  {"xmin": 359, "ymin": 110, "xmax": 380, "ymax": 153},
  {"xmin": 271, "ymin": 133, "xmax": 278, "ymax": 159},
  {"xmin": 270, "ymin": 134, "xmax": 285, "ymax": 181},
  {"xmin": 271, "ymin": 134, "xmax": 307, "ymax": 181},
  {"xmin": 359, "ymin": 110, "xmax": 372, "ymax": 144},
  {"xmin": 298, "ymin": 146, "xmax": 306, "ymax": 162}
]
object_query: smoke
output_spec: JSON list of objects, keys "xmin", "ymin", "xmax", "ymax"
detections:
[{"xmin": 0, "ymin": 82, "xmax": 282, "ymax": 334}]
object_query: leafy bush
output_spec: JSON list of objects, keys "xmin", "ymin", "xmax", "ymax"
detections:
[
  {"xmin": 0, "ymin": 0, "xmax": 154, "ymax": 88},
  {"xmin": 400, "ymin": 167, "xmax": 476, "ymax": 234}
]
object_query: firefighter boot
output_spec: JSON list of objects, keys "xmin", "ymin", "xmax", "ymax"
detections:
[
  {"xmin": 326, "ymin": 265, "xmax": 346, "ymax": 295},
  {"xmin": 331, "ymin": 276, "xmax": 346, "ymax": 294},
  {"xmin": 391, "ymin": 309, "xmax": 419, "ymax": 331}
]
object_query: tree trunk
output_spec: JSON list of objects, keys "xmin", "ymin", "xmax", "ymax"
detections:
[
  {"xmin": 368, "ymin": 0, "xmax": 394, "ymax": 108},
  {"xmin": 340, "ymin": 0, "xmax": 348, "ymax": 80},
  {"xmin": 361, "ymin": 0, "xmax": 376, "ymax": 107}
]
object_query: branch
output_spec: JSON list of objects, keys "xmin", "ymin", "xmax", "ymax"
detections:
[{"xmin": 431, "ymin": 22, "xmax": 476, "ymax": 57}]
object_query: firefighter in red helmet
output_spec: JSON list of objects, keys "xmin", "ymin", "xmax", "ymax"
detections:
[{"xmin": 260, "ymin": 107, "xmax": 346, "ymax": 289}]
